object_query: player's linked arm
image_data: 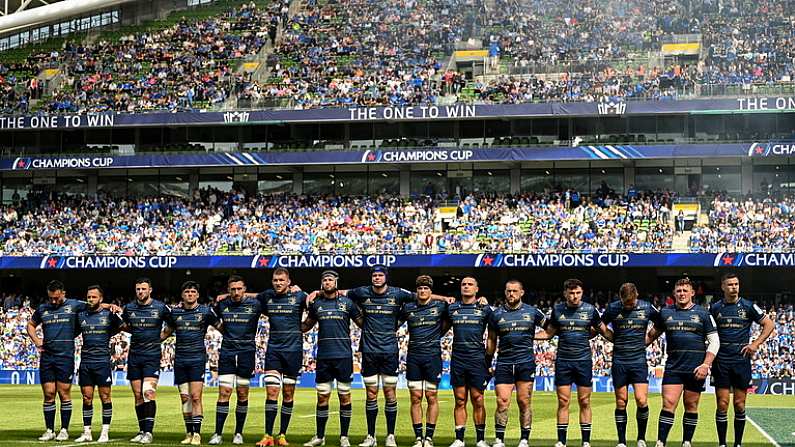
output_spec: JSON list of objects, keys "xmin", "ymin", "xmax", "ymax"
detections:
[
  {"xmin": 301, "ymin": 316, "xmax": 317, "ymax": 333},
  {"xmin": 160, "ymin": 325, "xmax": 174, "ymax": 342},
  {"xmin": 645, "ymin": 324, "xmax": 663, "ymax": 346}
]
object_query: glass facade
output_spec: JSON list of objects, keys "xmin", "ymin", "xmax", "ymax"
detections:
[{"xmin": 0, "ymin": 11, "xmax": 119, "ymax": 52}]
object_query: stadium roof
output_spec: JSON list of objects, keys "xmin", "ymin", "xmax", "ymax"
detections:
[{"xmin": 0, "ymin": 0, "xmax": 133, "ymax": 35}]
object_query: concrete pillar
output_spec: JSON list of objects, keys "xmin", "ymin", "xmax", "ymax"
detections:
[
  {"xmin": 87, "ymin": 173, "xmax": 98, "ymax": 197},
  {"xmin": 293, "ymin": 171, "xmax": 303, "ymax": 195},
  {"xmin": 741, "ymin": 160, "xmax": 754, "ymax": 195},
  {"xmin": 400, "ymin": 168, "xmax": 410, "ymax": 197},
  {"xmin": 510, "ymin": 166, "xmax": 520, "ymax": 194},
  {"xmin": 624, "ymin": 164, "xmax": 635, "ymax": 193}
]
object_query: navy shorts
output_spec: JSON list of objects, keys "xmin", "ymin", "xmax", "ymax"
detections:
[
  {"xmin": 315, "ymin": 357, "xmax": 353, "ymax": 384},
  {"xmin": 127, "ymin": 355, "xmax": 161, "ymax": 381},
  {"xmin": 712, "ymin": 359, "xmax": 752, "ymax": 390},
  {"xmin": 78, "ymin": 361, "xmax": 113, "ymax": 387},
  {"xmin": 611, "ymin": 362, "xmax": 649, "ymax": 388},
  {"xmin": 555, "ymin": 359, "xmax": 593, "ymax": 387},
  {"xmin": 494, "ymin": 361, "xmax": 536, "ymax": 385},
  {"xmin": 406, "ymin": 353, "xmax": 442, "ymax": 384},
  {"xmin": 264, "ymin": 350, "xmax": 303, "ymax": 379},
  {"xmin": 40, "ymin": 354, "xmax": 74, "ymax": 384},
  {"xmin": 662, "ymin": 369, "xmax": 705, "ymax": 393},
  {"xmin": 174, "ymin": 359, "xmax": 206, "ymax": 385},
  {"xmin": 361, "ymin": 352, "xmax": 399, "ymax": 378},
  {"xmin": 218, "ymin": 350, "xmax": 256, "ymax": 379},
  {"xmin": 450, "ymin": 358, "xmax": 490, "ymax": 391}
]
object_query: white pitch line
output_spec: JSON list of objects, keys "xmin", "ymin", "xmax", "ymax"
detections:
[
  {"xmin": 299, "ymin": 411, "xmax": 339, "ymax": 418},
  {"xmin": 60, "ymin": 439, "xmax": 119, "ymax": 447},
  {"xmin": 746, "ymin": 414, "xmax": 781, "ymax": 447}
]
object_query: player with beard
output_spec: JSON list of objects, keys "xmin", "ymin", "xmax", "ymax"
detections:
[
  {"xmin": 486, "ymin": 280, "xmax": 549, "ymax": 447},
  {"xmin": 122, "ymin": 278, "xmax": 171, "ymax": 445},
  {"xmin": 74, "ymin": 285, "xmax": 123, "ymax": 444},
  {"xmin": 302, "ymin": 271, "xmax": 364, "ymax": 447}
]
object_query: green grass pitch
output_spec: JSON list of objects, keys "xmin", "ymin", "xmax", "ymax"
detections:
[{"xmin": 1, "ymin": 386, "xmax": 790, "ymax": 446}]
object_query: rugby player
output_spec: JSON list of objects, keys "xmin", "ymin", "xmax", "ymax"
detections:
[
  {"xmin": 400, "ymin": 275, "xmax": 449, "ymax": 447},
  {"xmin": 446, "ymin": 276, "xmax": 492, "ymax": 447},
  {"xmin": 601, "ymin": 283, "xmax": 659, "ymax": 447},
  {"xmin": 302, "ymin": 270, "xmax": 364, "ymax": 447},
  {"xmin": 122, "ymin": 277, "xmax": 172, "ymax": 445},
  {"xmin": 486, "ymin": 280, "xmax": 549, "ymax": 447},
  {"xmin": 256, "ymin": 268, "xmax": 310, "ymax": 447},
  {"xmin": 545, "ymin": 279, "xmax": 612, "ymax": 447},
  {"xmin": 710, "ymin": 273, "xmax": 774, "ymax": 447},
  {"xmin": 209, "ymin": 275, "xmax": 264, "ymax": 445},
  {"xmin": 74, "ymin": 285, "xmax": 123, "ymax": 444},
  {"xmin": 161, "ymin": 281, "xmax": 221, "ymax": 446},
  {"xmin": 27, "ymin": 280, "xmax": 89, "ymax": 442},
  {"xmin": 646, "ymin": 278, "xmax": 719, "ymax": 447}
]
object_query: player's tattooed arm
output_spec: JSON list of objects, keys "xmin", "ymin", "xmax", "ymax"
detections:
[
  {"xmin": 645, "ymin": 324, "xmax": 663, "ymax": 346},
  {"xmin": 300, "ymin": 316, "xmax": 317, "ymax": 333},
  {"xmin": 596, "ymin": 322, "xmax": 613, "ymax": 342},
  {"xmin": 742, "ymin": 315, "xmax": 775, "ymax": 357},
  {"xmin": 160, "ymin": 325, "xmax": 174, "ymax": 342},
  {"xmin": 26, "ymin": 320, "xmax": 43, "ymax": 351}
]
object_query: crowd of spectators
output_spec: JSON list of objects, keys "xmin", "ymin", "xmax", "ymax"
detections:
[
  {"xmin": 2, "ymin": 0, "xmax": 794, "ymax": 110},
  {"xmin": 0, "ymin": 189, "xmax": 673, "ymax": 255},
  {"xmin": 3, "ymin": 292, "xmax": 792, "ymax": 379},
  {"xmin": 689, "ymin": 194, "xmax": 795, "ymax": 252}
]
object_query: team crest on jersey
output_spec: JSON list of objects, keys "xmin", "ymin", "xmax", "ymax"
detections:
[
  {"xmin": 429, "ymin": 308, "xmax": 438, "ymax": 316},
  {"xmin": 63, "ymin": 306, "xmax": 72, "ymax": 313},
  {"xmin": 387, "ymin": 298, "xmax": 396, "ymax": 306},
  {"xmin": 473, "ymin": 309, "xmax": 482, "ymax": 316},
  {"xmin": 579, "ymin": 312, "xmax": 589, "ymax": 320},
  {"xmin": 522, "ymin": 314, "xmax": 531, "ymax": 321},
  {"xmin": 288, "ymin": 297, "xmax": 296, "ymax": 305},
  {"xmin": 636, "ymin": 310, "xmax": 646, "ymax": 319},
  {"xmin": 243, "ymin": 306, "xmax": 254, "ymax": 314},
  {"xmin": 737, "ymin": 309, "xmax": 748, "ymax": 320},
  {"xmin": 98, "ymin": 317, "xmax": 108, "ymax": 325},
  {"xmin": 690, "ymin": 315, "xmax": 700, "ymax": 323},
  {"xmin": 150, "ymin": 310, "xmax": 159, "ymax": 318},
  {"xmin": 338, "ymin": 302, "xmax": 347, "ymax": 312},
  {"xmin": 196, "ymin": 314, "xmax": 203, "ymax": 322}
]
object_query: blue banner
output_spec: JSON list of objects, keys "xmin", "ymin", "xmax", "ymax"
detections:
[
  {"xmin": 1, "ymin": 96, "xmax": 794, "ymax": 130},
  {"xmin": 0, "ymin": 253, "xmax": 787, "ymax": 270},
  {"xmin": 3, "ymin": 141, "xmax": 791, "ymax": 171}
]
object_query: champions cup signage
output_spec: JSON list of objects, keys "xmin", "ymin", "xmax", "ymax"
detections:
[
  {"xmin": 12, "ymin": 157, "xmax": 115, "ymax": 170},
  {"xmin": 41, "ymin": 256, "xmax": 179, "ymax": 269},
  {"xmin": 748, "ymin": 142, "xmax": 795, "ymax": 157},
  {"xmin": 252, "ymin": 255, "xmax": 398, "ymax": 269},
  {"xmin": 475, "ymin": 253, "xmax": 631, "ymax": 267},
  {"xmin": 713, "ymin": 252, "xmax": 795, "ymax": 267},
  {"xmin": 361, "ymin": 149, "xmax": 475, "ymax": 163}
]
